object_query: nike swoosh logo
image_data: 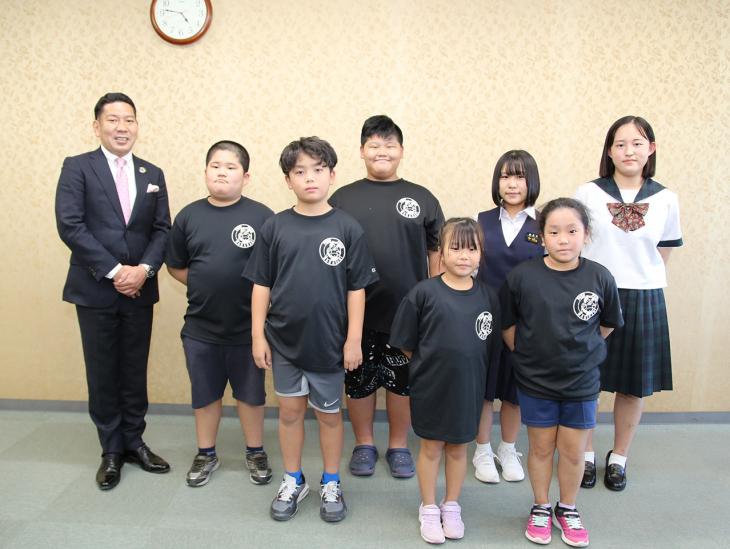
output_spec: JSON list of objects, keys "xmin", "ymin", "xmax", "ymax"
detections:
[{"xmin": 323, "ymin": 399, "xmax": 339, "ymax": 407}]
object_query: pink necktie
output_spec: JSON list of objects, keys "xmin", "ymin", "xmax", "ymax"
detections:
[{"xmin": 115, "ymin": 157, "xmax": 131, "ymax": 224}]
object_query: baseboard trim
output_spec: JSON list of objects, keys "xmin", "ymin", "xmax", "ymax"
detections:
[{"xmin": 1, "ymin": 398, "xmax": 729, "ymax": 423}]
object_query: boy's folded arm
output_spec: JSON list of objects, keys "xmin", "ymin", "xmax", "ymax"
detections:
[{"xmin": 502, "ymin": 325, "xmax": 516, "ymax": 352}]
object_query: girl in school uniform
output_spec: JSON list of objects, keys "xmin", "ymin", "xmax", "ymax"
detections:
[
  {"xmin": 501, "ymin": 198, "xmax": 623, "ymax": 547},
  {"xmin": 473, "ymin": 150, "xmax": 544, "ymax": 484},
  {"xmin": 390, "ymin": 218, "xmax": 501, "ymax": 545},
  {"xmin": 575, "ymin": 116, "xmax": 683, "ymax": 491}
]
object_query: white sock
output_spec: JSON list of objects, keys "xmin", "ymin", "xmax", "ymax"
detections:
[
  {"xmin": 498, "ymin": 440, "xmax": 516, "ymax": 452},
  {"xmin": 608, "ymin": 452, "xmax": 627, "ymax": 468},
  {"xmin": 475, "ymin": 442, "xmax": 493, "ymax": 455},
  {"xmin": 557, "ymin": 501, "xmax": 576, "ymax": 510},
  {"xmin": 584, "ymin": 451, "xmax": 595, "ymax": 463}
]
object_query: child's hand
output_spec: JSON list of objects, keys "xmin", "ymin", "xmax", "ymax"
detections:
[
  {"xmin": 252, "ymin": 336, "xmax": 272, "ymax": 370},
  {"xmin": 343, "ymin": 338, "xmax": 363, "ymax": 371}
]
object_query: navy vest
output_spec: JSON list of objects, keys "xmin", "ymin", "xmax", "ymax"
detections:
[{"xmin": 477, "ymin": 208, "xmax": 543, "ymax": 290}]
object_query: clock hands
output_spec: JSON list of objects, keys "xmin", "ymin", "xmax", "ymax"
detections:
[{"xmin": 162, "ymin": 9, "xmax": 190, "ymax": 24}]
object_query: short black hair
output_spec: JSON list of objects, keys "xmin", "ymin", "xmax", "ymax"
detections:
[
  {"xmin": 491, "ymin": 150, "xmax": 541, "ymax": 207},
  {"xmin": 206, "ymin": 140, "xmax": 250, "ymax": 172},
  {"xmin": 538, "ymin": 197, "xmax": 591, "ymax": 235},
  {"xmin": 599, "ymin": 116, "xmax": 656, "ymax": 179},
  {"xmin": 94, "ymin": 92, "xmax": 136, "ymax": 119},
  {"xmin": 360, "ymin": 115, "xmax": 403, "ymax": 146},
  {"xmin": 439, "ymin": 217, "xmax": 484, "ymax": 254},
  {"xmin": 279, "ymin": 136, "xmax": 338, "ymax": 175}
]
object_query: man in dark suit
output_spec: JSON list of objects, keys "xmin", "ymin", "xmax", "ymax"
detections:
[{"xmin": 55, "ymin": 92, "xmax": 172, "ymax": 490}]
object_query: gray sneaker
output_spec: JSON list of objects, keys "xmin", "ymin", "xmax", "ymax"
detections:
[
  {"xmin": 270, "ymin": 475, "xmax": 309, "ymax": 521},
  {"xmin": 186, "ymin": 454, "xmax": 219, "ymax": 487},
  {"xmin": 319, "ymin": 480, "xmax": 347, "ymax": 522},
  {"xmin": 246, "ymin": 450, "xmax": 273, "ymax": 485}
]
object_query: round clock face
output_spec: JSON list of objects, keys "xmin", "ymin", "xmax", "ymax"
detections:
[{"xmin": 150, "ymin": 0, "xmax": 212, "ymax": 44}]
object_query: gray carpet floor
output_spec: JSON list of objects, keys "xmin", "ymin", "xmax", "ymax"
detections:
[{"xmin": 0, "ymin": 409, "xmax": 727, "ymax": 548}]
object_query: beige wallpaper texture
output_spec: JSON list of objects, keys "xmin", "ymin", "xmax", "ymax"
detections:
[{"xmin": 0, "ymin": 0, "xmax": 727, "ymax": 412}]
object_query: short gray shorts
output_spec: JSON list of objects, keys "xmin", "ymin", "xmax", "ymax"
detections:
[{"xmin": 271, "ymin": 349, "xmax": 344, "ymax": 413}]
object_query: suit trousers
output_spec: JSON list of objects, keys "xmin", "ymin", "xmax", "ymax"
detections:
[{"xmin": 76, "ymin": 298, "xmax": 153, "ymax": 455}]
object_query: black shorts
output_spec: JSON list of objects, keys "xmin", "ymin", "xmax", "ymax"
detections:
[
  {"xmin": 182, "ymin": 336, "xmax": 266, "ymax": 409},
  {"xmin": 345, "ymin": 330, "xmax": 409, "ymax": 399}
]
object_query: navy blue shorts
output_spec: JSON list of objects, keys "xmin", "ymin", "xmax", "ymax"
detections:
[
  {"xmin": 182, "ymin": 336, "xmax": 265, "ymax": 409},
  {"xmin": 517, "ymin": 388, "xmax": 597, "ymax": 429}
]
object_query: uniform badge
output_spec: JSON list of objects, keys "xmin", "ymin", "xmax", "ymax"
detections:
[{"xmin": 526, "ymin": 232, "xmax": 539, "ymax": 244}]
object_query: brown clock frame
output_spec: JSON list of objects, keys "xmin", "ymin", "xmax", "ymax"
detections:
[{"xmin": 150, "ymin": 0, "xmax": 212, "ymax": 45}]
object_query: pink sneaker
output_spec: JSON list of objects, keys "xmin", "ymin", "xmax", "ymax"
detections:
[
  {"xmin": 418, "ymin": 503, "xmax": 445, "ymax": 544},
  {"xmin": 439, "ymin": 501, "xmax": 464, "ymax": 539},
  {"xmin": 553, "ymin": 504, "xmax": 589, "ymax": 547},
  {"xmin": 525, "ymin": 504, "xmax": 552, "ymax": 545}
]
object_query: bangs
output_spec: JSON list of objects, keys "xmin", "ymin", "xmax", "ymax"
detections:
[
  {"xmin": 442, "ymin": 221, "xmax": 482, "ymax": 250},
  {"xmin": 502, "ymin": 156, "xmax": 527, "ymax": 177}
]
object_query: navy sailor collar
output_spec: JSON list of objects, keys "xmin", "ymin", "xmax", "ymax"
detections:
[{"xmin": 592, "ymin": 177, "xmax": 666, "ymax": 203}]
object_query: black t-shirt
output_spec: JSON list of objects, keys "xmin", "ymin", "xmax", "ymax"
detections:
[
  {"xmin": 389, "ymin": 276, "xmax": 502, "ymax": 444},
  {"xmin": 329, "ymin": 178, "xmax": 444, "ymax": 334},
  {"xmin": 501, "ymin": 257, "xmax": 624, "ymax": 401},
  {"xmin": 243, "ymin": 207, "xmax": 379, "ymax": 372},
  {"xmin": 166, "ymin": 196, "xmax": 274, "ymax": 345}
]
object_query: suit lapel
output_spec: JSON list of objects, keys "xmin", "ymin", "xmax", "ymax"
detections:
[
  {"xmin": 90, "ymin": 148, "xmax": 126, "ymax": 224},
  {"xmin": 128, "ymin": 156, "xmax": 147, "ymax": 225}
]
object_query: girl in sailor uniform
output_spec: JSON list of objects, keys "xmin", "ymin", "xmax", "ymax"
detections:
[
  {"xmin": 575, "ymin": 116, "xmax": 683, "ymax": 491},
  {"xmin": 473, "ymin": 150, "xmax": 544, "ymax": 484}
]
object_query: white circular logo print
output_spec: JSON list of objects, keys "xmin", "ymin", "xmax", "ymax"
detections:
[
  {"xmin": 319, "ymin": 237, "xmax": 346, "ymax": 266},
  {"xmin": 475, "ymin": 311, "xmax": 493, "ymax": 340},
  {"xmin": 396, "ymin": 197, "xmax": 421, "ymax": 219},
  {"xmin": 573, "ymin": 291, "xmax": 600, "ymax": 321},
  {"xmin": 231, "ymin": 224, "xmax": 256, "ymax": 248}
]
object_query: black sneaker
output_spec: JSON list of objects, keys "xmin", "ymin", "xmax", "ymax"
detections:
[
  {"xmin": 319, "ymin": 480, "xmax": 347, "ymax": 522},
  {"xmin": 246, "ymin": 450, "xmax": 273, "ymax": 485},
  {"xmin": 186, "ymin": 454, "xmax": 219, "ymax": 487},
  {"xmin": 580, "ymin": 460, "xmax": 596, "ymax": 488},
  {"xmin": 270, "ymin": 475, "xmax": 309, "ymax": 521},
  {"xmin": 604, "ymin": 451, "xmax": 627, "ymax": 491}
]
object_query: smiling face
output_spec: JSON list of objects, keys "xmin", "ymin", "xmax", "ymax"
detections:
[
  {"xmin": 608, "ymin": 122, "xmax": 656, "ymax": 180},
  {"xmin": 360, "ymin": 134, "xmax": 403, "ymax": 181},
  {"xmin": 205, "ymin": 149, "xmax": 248, "ymax": 206},
  {"xmin": 542, "ymin": 207, "xmax": 589, "ymax": 270},
  {"xmin": 93, "ymin": 101, "xmax": 138, "ymax": 156},
  {"xmin": 498, "ymin": 165, "xmax": 528, "ymax": 211},
  {"xmin": 285, "ymin": 152, "xmax": 335, "ymax": 205}
]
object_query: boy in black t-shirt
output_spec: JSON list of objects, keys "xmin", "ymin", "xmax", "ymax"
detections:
[
  {"xmin": 244, "ymin": 137, "xmax": 378, "ymax": 523},
  {"xmin": 329, "ymin": 116, "xmax": 444, "ymax": 478},
  {"xmin": 166, "ymin": 141, "xmax": 274, "ymax": 488}
]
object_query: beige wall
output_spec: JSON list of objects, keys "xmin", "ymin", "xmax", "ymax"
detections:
[{"xmin": 1, "ymin": 0, "xmax": 727, "ymax": 412}]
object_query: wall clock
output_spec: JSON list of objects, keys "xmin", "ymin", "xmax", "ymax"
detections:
[{"xmin": 150, "ymin": 0, "xmax": 212, "ymax": 45}]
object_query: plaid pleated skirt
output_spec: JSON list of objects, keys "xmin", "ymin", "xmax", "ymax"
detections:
[{"xmin": 601, "ymin": 288, "xmax": 673, "ymax": 397}]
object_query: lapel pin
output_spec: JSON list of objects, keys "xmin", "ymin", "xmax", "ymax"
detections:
[
  {"xmin": 139, "ymin": 166, "xmax": 147, "ymax": 174},
  {"xmin": 526, "ymin": 232, "xmax": 539, "ymax": 244}
]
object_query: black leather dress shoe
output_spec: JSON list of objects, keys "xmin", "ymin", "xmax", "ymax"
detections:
[
  {"xmin": 96, "ymin": 453, "xmax": 123, "ymax": 490},
  {"xmin": 124, "ymin": 444, "xmax": 171, "ymax": 473},
  {"xmin": 580, "ymin": 460, "xmax": 596, "ymax": 488},
  {"xmin": 604, "ymin": 450, "xmax": 627, "ymax": 491}
]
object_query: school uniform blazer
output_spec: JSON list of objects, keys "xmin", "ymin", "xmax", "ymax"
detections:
[{"xmin": 55, "ymin": 147, "xmax": 171, "ymax": 308}]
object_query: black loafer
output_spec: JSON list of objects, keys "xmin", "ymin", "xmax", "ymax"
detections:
[
  {"xmin": 580, "ymin": 460, "xmax": 596, "ymax": 488},
  {"xmin": 604, "ymin": 450, "xmax": 627, "ymax": 491},
  {"xmin": 124, "ymin": 444, "xmax": 170, "ymax": 473},
  {"xmin": 96, "ymin": 453, "xmax": 123, "ymax": 490}
]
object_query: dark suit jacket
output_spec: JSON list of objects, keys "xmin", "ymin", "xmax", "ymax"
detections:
[{"xmin": 55, "ymin": 147, "xmax": 171, "ymax": 307}]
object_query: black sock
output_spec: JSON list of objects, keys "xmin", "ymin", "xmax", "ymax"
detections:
[
  {"xmin": 198, "ymin": 446, "xmax": 216, "ymax": 457},
  {"xmin": 246, "ymin": 445, "xmax": 264, "ymax": 454}
]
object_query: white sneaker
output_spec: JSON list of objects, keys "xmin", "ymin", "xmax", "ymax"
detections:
[
  {"xmin": 472, "ymin": 448, "xmax": 500, "ymax": 483},
  {"xmin": 495, "ymin": 443, "xmax": 525, "ymax": 482}
]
